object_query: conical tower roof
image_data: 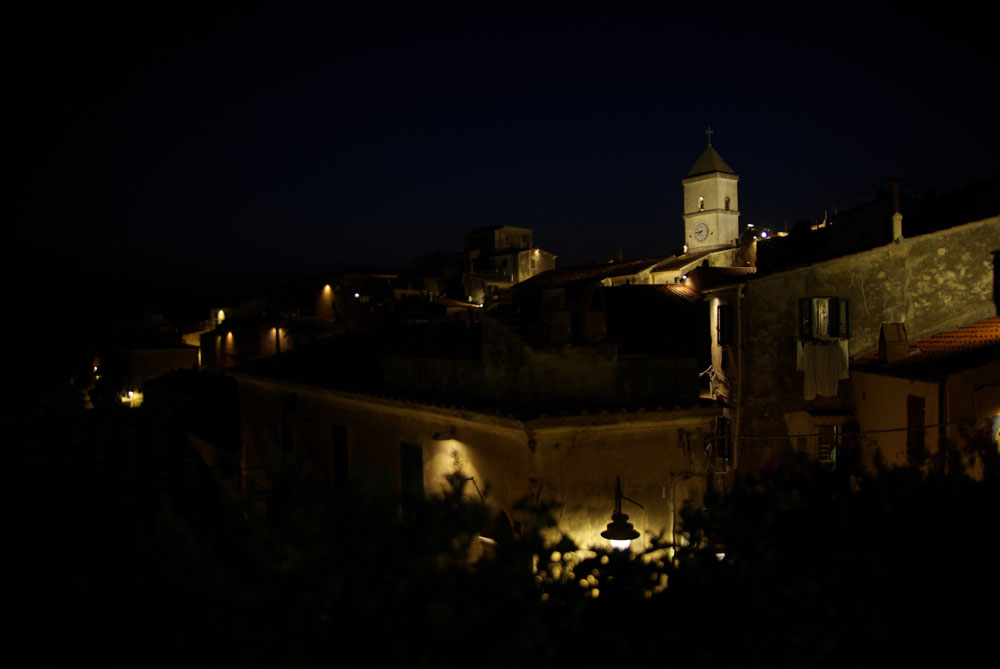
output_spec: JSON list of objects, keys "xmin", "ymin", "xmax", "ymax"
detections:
[{"xmin": 686, "ymin": 144, "xmax": 736, "ymax": 178}]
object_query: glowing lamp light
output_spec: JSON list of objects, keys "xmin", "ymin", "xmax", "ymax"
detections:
[
  {"xmin": 601, "ymin": 477, "xmax": 643, "ymax": 551},
  {"xmin": 608, "ymin": 537, "xmax": 633, "ymax": 551}
]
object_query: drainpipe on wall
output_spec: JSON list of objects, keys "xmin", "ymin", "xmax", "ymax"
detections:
[
  {"xmin": 891, "ymin": 179, "xmax": 903, "ymax": 243},
  {"xmin": 734, "ymin": 284, "xmax": 745, "ymax": 470},
  {"xmin": 992, "ymin": 250, "xmax": 999, "ymax": 315},
  {"xmin": 939, "ymin": 379, "xmax": 949, "ymax": 473}
]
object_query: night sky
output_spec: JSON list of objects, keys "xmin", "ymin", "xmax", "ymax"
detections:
[{"xmin": 9, "ymin": 3, "xmax": 999, "ymax": 281}]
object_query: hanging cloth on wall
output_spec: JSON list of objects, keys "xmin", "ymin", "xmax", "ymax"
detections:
[{"xmin": 797, "ymin": 339, "xmax": 850, "ymax": 400}]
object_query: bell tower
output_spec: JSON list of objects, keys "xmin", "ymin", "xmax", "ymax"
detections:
[{"xmin": 683, "ymin": 128, "xmax": 739, "ymax": 251}]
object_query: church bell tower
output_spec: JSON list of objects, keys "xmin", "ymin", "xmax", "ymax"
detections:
[{"xmin": 683, "ymin": 129, "xmax": 739, "ymax": 251}]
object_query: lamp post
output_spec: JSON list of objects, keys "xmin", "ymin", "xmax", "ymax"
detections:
[{"xmin": 601, "ymin": 477, "xmax": 643, "ymax": 551}]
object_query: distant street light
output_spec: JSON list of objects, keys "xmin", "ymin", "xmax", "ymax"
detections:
[{"xmin": 601, "ymin": 477, "xmax": 643, "ymax": 551}]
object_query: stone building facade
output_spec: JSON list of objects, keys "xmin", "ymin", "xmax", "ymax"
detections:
[
  {"xmin": 234, "ymin": 372, "xmax": 719, "ymax": 551},
  {"xmin": 706, "ymin": 215, "xmax": 1000, "ymax": 471}
]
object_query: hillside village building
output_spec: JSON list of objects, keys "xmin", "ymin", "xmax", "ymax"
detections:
[
  {"xmin": 461, "ymin": 225, "xmax": 557, "ymax": 304},
  {"xmin": 223, "ymin": 141, "xmax": 1000, "ymax": 551},
  {"xmin": 704, "ymin": 199, "xmax": 1000, "ymax": 473},
  {"xmin": 852, "ymin": 316, "xmax": 1000, "ymax": 473}
]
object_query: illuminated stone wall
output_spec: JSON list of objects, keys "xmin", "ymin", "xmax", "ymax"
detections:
[
  {"xmin": 199, "ymin": 323, "xmax": 295, "ymax": 371},
  {"xmin": 235, "ymin": 374, "xmax": 719, "ymax": 551},
  {"xmin": 736, "ymin": 215, "xmax": 1000, "ymax": 468},
  {"xmin": 516, "ymin": 248, "xmax": 556, "ymax": 283}
]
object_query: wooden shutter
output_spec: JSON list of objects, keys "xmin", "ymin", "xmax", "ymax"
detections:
[
  {"xmin": 828, "ymin": 297, "xmax": 850, "ymax": 339},
  {"xmin": 799, "ymin": 298, "xmax": 813, "ymax": 339},
  {"xmin": 716, "ymin": 416, "xmax": 733, "ymax": 461}
]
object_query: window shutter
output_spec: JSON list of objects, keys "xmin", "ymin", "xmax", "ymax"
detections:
[
  {"xmin": 799, "ymin": 298, "xmax": 813, "ymax": 339},
  {"xmin": 837, "ymin": 297, "xmax": 850, "ymax": 338},
  {"xmin": 829, "ymin": 297, "xmax": 841, "ymax": 338}
]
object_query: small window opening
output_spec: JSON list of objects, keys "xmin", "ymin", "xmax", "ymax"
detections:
[{"xmin": 817, "ymin": 425, "xmax": 839, "ymax": 470}]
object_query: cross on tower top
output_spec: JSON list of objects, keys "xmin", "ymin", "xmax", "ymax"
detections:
[{"xmin": 705, "ymin": 126, "xmax": 714, "ymax": 146}]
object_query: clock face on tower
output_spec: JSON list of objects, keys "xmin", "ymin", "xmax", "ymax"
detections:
[{"xmin": 694, "ymin": 223, "xmax": 709, "ymax": 241}]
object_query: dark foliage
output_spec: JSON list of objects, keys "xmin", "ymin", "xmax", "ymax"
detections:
[{"xmin": 14, "ymin": 407, "xmax": 1000, "ymax": 667}]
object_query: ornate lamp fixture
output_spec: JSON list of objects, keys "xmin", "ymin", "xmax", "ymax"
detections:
[{"xmin": 601, "ymin": 477, "xmax": 643, "ymax": 551}]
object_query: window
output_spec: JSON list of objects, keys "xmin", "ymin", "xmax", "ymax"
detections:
[
  {"xmin": 698, "ymin": 196, "xmax": 705, "ymax": 211},
  {"xmin": 799, "ymin": 297, "xmax": 850, "ymax": 340},
  {"xmin": 724, "ymin": 196, "xmax": 730, "ymax": 211},
  {"xmin": 530, "ymin": 258, "xmax": 536, "ymax": 269},
  {"xmin": 817, "ymin": 425, "xmax": 839, "ymax": 470},
  {"xmin": 716, "ymin": 416, "xmax": 733, "ymax": 462}
]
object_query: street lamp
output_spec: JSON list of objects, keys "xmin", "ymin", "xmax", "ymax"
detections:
[{"xmin": 601, "ymin": 477, "xmax": 643, "ymax": 551}]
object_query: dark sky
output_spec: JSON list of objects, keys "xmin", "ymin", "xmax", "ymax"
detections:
[{"xmin": 8, "ymin": 2, "xmax": 999, "ymax": 280}]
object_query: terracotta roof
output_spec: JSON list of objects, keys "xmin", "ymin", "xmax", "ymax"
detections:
[
  {"xmin": 686, "ymin": 144, "xmax": 736, "ymax": 178},
  {"xmin": 854, "ymin": 316, "xmax": 1000, "ymax": 379},
  {"xmin": 603, "ymin": 284, "xmax": 702, "ymax": 308},
  {"xmin": 515, "ymin": 256, "xmax": 669, "ymax": 289},
  {"xmin": 905, "ymin": 317, "xmax": 1000, "ymax": 356},
  {"xmin": 687, "ymin": 266, "xmax": 757, "ymax": 290},
  {"xmin": 650, "ymin": 250, "xmax": 715, "ymax": 272},
  {"xmin": 656, "ymin": 284, "xmax": 702, "ymax": 305}
]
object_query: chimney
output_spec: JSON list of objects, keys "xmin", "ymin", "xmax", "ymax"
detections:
[
  {"xmin": 891, "ymin": 179, "xmax": 903, "ymax": 242},
  {"xmin": 879, "ymin": 322, "xmax": 908, "ymax": 363}
]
